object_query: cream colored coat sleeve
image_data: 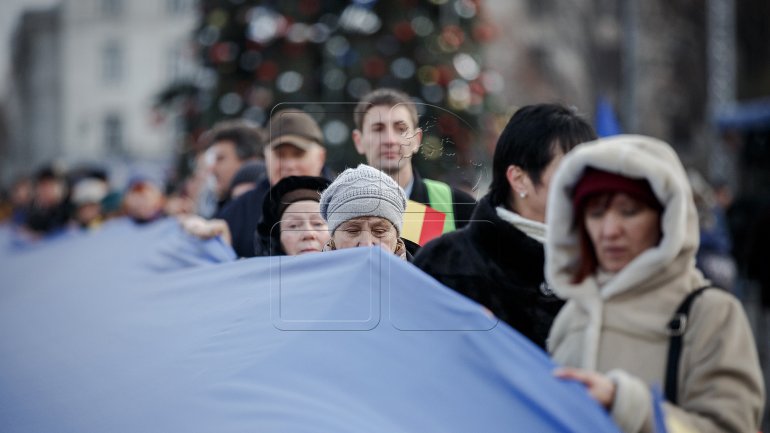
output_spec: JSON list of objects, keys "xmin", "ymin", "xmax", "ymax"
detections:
[{"xmin": 607, "ymin": 291, "xmax": 764, "ymax": 433}]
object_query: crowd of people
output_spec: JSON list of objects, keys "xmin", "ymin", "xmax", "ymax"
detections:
[
  {"xmin": 1, "ymin": 87, "xmax": 766, "ymax": 432},
  {"xmin": 0, "ymin": 165, "xmax": 172, "ymax": 242}
]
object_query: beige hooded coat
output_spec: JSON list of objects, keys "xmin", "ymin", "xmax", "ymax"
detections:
[{"xmin": 545, "ymin": 135, "xmax": 764, "ymax": 433}]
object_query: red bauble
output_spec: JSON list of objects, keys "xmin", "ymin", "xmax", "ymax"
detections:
[
  {"xmin": 393, "ymin": 21, "xmax": 415, "ymax": 42},
  {"xmin": 257, "ymin": 61, "xmax": 279, "ymax": 81},
  {"xmin": 441, "ymin": 25, "xmax": 465, "ymax": 49},
  {"xmin": 363, "ymin": 57, "xmax": 387, "ymax": 78},
  {"xmin": 437, "ymin": 65, "xmax": 454, "ymax": 86},
  {"xmin": 473, "ymin": 23, "xmax": 498, "ymax": 42}
]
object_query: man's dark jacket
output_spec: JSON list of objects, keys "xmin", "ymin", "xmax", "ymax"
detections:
[{"xmin": 412, "ymin": 194, "xmax": 563, "ymax": 348}]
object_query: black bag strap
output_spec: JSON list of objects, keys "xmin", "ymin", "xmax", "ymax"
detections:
[{"xmin": 664, "ymin": 285, "xmax": 716, "ymax": 404}]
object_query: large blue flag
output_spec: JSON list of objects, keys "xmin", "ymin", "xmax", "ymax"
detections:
[
  {"xmin": 0, "ymin": 221, "xmax": 620, "ymax": 433},
  {"xmin": 1, "ymin": 218, "xmax": 236, "ymax": 275}
]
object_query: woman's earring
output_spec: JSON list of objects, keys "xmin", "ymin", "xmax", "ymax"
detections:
[{"xmin": 519, "ymin": 191, "xmax": 527, "ymax": 199}]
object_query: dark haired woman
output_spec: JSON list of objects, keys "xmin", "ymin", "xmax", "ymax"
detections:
[{"xmin": 413, "ymin": 103, "xmax": 597, "ymax": 348}]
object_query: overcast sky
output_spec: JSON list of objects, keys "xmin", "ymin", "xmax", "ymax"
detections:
[{"xmin": 0, "ymin": 0, "xmax": 60, "ymax": 94}]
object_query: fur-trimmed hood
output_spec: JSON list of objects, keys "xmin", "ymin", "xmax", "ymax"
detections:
[
  {"xmin": 545, "ymin": 135, "xmax": 709, "ymax": 373},
  {"xmin": 546, "ymin": 134, "xmax": 703, "ymax": 302},
  {"xmin": 545, "ymin": 135, "xmax": 765, "ymax": 433}
]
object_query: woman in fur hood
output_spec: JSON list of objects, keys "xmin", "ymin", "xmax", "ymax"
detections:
[{"xmin": 545, "ymin": 135, "xmax": 764, "ymax": 433}]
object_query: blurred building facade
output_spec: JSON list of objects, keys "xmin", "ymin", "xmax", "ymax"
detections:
[
  {"xmin": 3, "ymin": 8, "xmax": 61, "ymax": 178},
  {"xmin": 1, "ymin": 0, "xmax": 198, "ymax": 185},
  {"xmin": 482, "ymin": 0, "xmax": 766, "ymax": 201},
  {"xmin": 483, "ymin": 0, "xmax": 714, "ymax": 161}
]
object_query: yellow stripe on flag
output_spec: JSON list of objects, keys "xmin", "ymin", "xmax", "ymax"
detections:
[
  {"xmin": 403, "ymin": 200, "xmax": 447, "ymax": 246},
  {"xmin": 402, "ymin": 200, "xmax": 427, "ymax": 245}
]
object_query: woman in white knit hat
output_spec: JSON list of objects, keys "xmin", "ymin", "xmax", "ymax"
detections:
[
  {"xmin": 545, "ymin": 135, "xmax": 763, "ymax": 433},
  {"xmin": 319, "ymin": 164, "xmax": 409, "ymax": 260}
]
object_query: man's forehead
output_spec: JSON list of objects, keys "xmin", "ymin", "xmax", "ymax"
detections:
[
  {"xmin": 363, "ymin": 105, "xmax": 415, "ymax": 126},
  {"xmin": 272, "ymin": 142, "xmax": 308, "ymax": 153},
  {"xmin": 211, "ymin": 139, "xmax": 236, "ymax": 150}
]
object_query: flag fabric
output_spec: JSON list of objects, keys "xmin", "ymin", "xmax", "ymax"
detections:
[
  {"xmin": 0, "ymin": 222, "xmax": 82, "ymax": 254},
  {"xmin": 652, "ymin": 386, "xmax": 670, "ymax": 433},
  {"xmin": 595, "ymin": 96, "xmax": 623, "ymax": 137},
  {"xmin": 1, "ymin": 217, "xmax": 236, "ymax": 274},
  {"xmin": 0, "ymin": 221, "xmax": 621, "ymax": 433},
  {"xmin": 652, "ymin": 386, "xmax": 700, "ymax": 433},
  {"xmin": 402, "ymin": 199, "xmax": 447, "ymax": 245}
]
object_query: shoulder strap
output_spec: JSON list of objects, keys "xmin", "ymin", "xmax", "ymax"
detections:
[
  {"xmin": 664, "ymin": 285, "xmax": 716, "ymax": 404},
  {"xmin": 423, "ymin": 179, "xmax": 456, "ymax": 233}
]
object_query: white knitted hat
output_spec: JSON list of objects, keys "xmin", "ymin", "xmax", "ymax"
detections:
[
  {"xmin": 320, "ymin": 164, "xmax": 407, "ymax": 234},
  {"xmin": 72, "ymin": 178, "xmax": 109, "ymax": 205}
]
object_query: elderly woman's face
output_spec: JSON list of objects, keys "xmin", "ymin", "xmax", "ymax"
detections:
[
  {"xmin": 279, "ymin": 200, "xmax": 330, "ymax": 255},
  {"xmin": 584, "ymin": 193, "xmax": 661, "ymax": 273},
  {"xmin": 332, "ymin": 216, "xmax": 399, "ymax": 252}
]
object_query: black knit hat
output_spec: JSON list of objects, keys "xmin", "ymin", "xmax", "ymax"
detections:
[{"xmin": 256, "ymin": 176, "xmax": 331, "ymax": 255}]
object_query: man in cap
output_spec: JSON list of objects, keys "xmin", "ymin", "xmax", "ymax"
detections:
[
  {"xmin": 210, "ymin": 109, "xmax": 332, "ymax": 258},
  {"xmin": 263, "ymin": 109, "xmax": 328, "ymax": 184}
]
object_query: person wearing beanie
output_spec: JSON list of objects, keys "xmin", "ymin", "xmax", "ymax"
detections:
[
  {"xmin": 546, "ymin": 135, "xmax": 763, "ymax": 433},
  {"xmin": 319, "ymin": 164, "xmax": 410, "ymax": 260},
  {"xmin": 413, "ymin": 103, "xmax": 596, "ymax": 348},
  {"xmin": 70, "ymin": 177, "xmax": 109, "ymax": 230},
  {"xmin": 255, "ymin": 176, "xmax": 331, "ymax": 256}
]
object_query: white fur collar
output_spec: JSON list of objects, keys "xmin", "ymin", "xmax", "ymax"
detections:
[{"xmin": 495, "ymin": 206, "xmax": 547, "ymax": 244}]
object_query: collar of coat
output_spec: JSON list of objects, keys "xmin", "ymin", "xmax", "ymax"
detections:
[
  {"xmin": 465, "ymin": 194, "xmax": 546, "ymax": 285},
  {"xmin": 408, "ymin": 169, "xmax": 428, "ymax": 203}
]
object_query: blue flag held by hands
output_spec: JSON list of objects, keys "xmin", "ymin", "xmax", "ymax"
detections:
[{"xmin": 0, "ymin": 221, "xmax": 620, "ymax": 433}]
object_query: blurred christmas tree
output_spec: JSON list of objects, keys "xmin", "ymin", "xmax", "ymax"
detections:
[{"xmin": 163, "ymin": 0, "xmax": 504, "ymax": 188}]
